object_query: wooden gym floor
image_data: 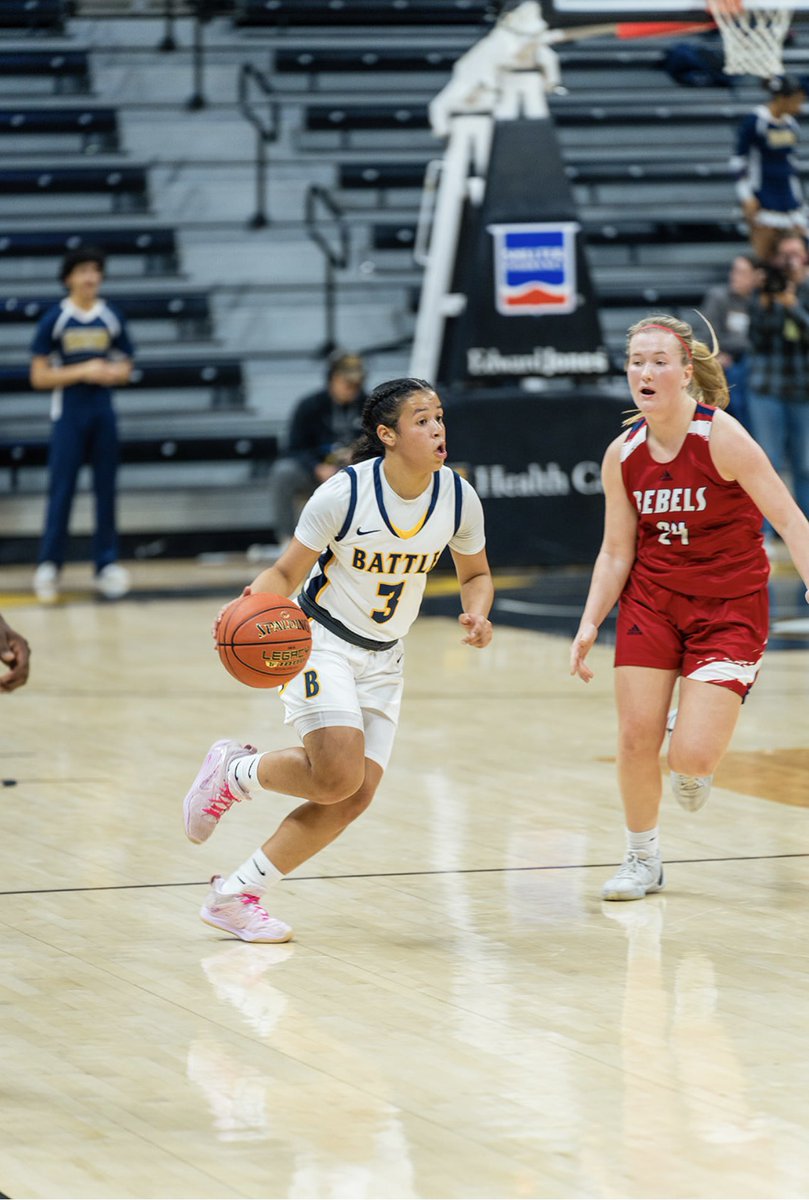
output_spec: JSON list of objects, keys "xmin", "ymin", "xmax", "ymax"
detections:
[{"xmin": 0, "ymin": 557, "xmax": 808, "ymax": 1200}]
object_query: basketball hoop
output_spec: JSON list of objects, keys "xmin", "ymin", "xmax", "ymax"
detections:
[{"xmin": 707, "ymin": 0, "xmax": 793, "ymax": 77}]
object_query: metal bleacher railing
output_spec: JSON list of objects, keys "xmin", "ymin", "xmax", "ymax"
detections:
[
  {"xmin": 304, "ymin": 184, "xmax": 351, "ymax": 359},
  {"xmin": 237, "ymin": 62, "xmax": 280, "ymax": 229}
]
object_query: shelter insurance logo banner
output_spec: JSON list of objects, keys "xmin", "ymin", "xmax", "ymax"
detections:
[{"xmin": 489, "ymin": 222, "xmax": 579, "ymax": 316}]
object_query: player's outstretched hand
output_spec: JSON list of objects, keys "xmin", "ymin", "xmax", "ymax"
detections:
[
  {"xmin": 0, "ymin": 621, "xmax": 30, "ymax": 692},
  {"xmin": 211, "ymin": 586, "xmax": 252, "ymax": 642},
  {"xmin": 570, "ymin": 622, "xmax": 598, "ymax": 683},
  {"xmin": 459, "ymin": 612, "xmax": 492, "ymax": 648}
]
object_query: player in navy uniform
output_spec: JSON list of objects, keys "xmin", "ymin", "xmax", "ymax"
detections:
[
  {"xmin": 571, "ymin": 314, "xmax": 809, "ymax": 901},
  {"xmin": 182, "ymin": 377, "xmax": 493, "ymax": 942},
  {"xmin": 732, "ymin": 74, "xmax": 807, "ymax": 262},
  {"xmin": 30, "ymin": 246, "xmax": 135, "ymax": 604}
]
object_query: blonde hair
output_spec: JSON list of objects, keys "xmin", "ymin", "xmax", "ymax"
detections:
[{"xmin": 623, "ymin": 313, "xmax": 729, "ymax": 425}]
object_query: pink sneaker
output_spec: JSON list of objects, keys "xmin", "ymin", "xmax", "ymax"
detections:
[
  {"xmin": 183, "ymin": 738, "xmax": 256, "ymax": 844},
  {"xmin": 200, "ymin": 876, "xmax": 293, "ymax": 944}
]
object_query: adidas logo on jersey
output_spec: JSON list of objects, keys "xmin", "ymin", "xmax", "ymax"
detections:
[
  {"xmin": 627, "ymin": 624, "xmax": 643, "ymax": 636},
  {"xmin": 659, "ymin": 470, "xmax": 673, "ymax": 481}
]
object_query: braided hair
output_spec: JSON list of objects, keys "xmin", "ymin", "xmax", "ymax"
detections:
[
  {"xmin": 351, "ymin": 377, "xmax": 436, "ymax": 463},
  {"xmin": 623, "ymin": 313, "xmax": 729, "ymax": 426}
]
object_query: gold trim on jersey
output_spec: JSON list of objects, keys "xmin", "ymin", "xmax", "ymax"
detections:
[{"xmin": 388, "ymin": 510, "xmax": 432, "ymax": 539}]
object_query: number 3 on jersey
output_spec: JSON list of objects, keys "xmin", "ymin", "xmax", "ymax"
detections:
[
  {"xmin": 657, "ymin": 520, "xmax": 689, "ymax": 545},
  {"xmin": 371, "ymin": 581, "xmax": 404, "ymax": 624}
]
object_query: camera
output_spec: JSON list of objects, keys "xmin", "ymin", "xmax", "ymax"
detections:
[{"xmin": 762, "ymin": 264, "xmax": 789, "ymax": 294}]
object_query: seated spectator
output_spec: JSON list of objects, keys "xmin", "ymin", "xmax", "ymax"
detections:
[
  {"xmin": 256, "ymin": 352, "xmax": 366, "ymax": 559},
  {"xmin": 699, "ymin": 253, "xmax": 757, "ymax": 429}
]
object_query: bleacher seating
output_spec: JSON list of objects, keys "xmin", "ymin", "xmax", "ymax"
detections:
[
  {"xmin": 0, "ymin": 50, "xmax": 90, "ymax": 94},
  {"xmin": 596, "ymin": 281, "xmax": 705, "ymax": 309},
  {"xmin": 307, "ymin": 99, "xmax": 749, "ymax": 166},
  {"xmin": 234, "ymin": 0, "xmax": 493, "ymax": 28},
  {"xmin": 0, "ymin": 434, "xmax": 277, "ymax": 477},
  {"xmin": 306, "ymin": 104, "xmax": 429, "ymax": 135},
  {"xmin": 308, "ymin": 97, "xmax": 751, "ymax": 139},
  {"xmin": 0, "ymin": 25, "xmax": 279, "ymax": 553},
  {"xmin": 0, "ymin": 358, "xmax": 245, "ymax": 407},
  {"xmin": 558, "ymin": 46, "xmax": 668, "ymax": 70},
  {"xmin": 0, "ymin": 228, "xmax": 179, "ymax": 274},
  {"xmin": 584, "ymin": 219, "xmax": 746, "ymax": 248},
  {"xmin": 0, "ymin": 291, "xmax": 212, "ymax": 341},
  {"xmin": 0, "ymin": 167, "xmax": 148, "ymax": 211},
  {"xmin": 548, "ymin": 98, "xmax": 750, "ymax": 126},
  {"xmin": 372, "ymin": 223, "xmax": 417, "ymax": 252},
  {"xmin": 0, "ymin": 106, "xmax": 119, "ymax": 152},
  {"xmin": 340, "ymin": 158, "xmax": 754, "ymax": 194},
  {"xmin": 339, "ymin": 156, "xmax": 774, "ymax": 204},
  {"xmin": 339, "ymin": 161, "xmax": 427, "ymax": 191},
  {"xmin": 372, "ymin": 218, "xmax": 747, "ymax": 254},
  {"xmin": 275, "ymin": 47, "xmax": 464, "ymax": 76},
  {"xmin": 566, "ymin": 162, "xmax": 740, "ymax": 185},
  {"xmin": 0, "ymin": 0, "xmax": 67, "ymax": 33}
]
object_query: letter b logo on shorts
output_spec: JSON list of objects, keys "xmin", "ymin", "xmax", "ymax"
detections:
[{"xmin": 303, "ymin": 669, "xmax": 320, "ymax": 698}]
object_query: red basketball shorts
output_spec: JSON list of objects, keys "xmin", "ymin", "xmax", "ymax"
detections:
[{"xmin": 614, "ymin": 573, "xmax": 769, "ymax": 698}]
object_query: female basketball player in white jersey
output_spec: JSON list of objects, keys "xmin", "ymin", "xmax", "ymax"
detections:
[
  {"xmin": 570, "ymin": 314, "xmax": 809, "ymax": 902},
  {"xmin": 183, "ymin": 377, "xmax": 493, "ymax": 941}
]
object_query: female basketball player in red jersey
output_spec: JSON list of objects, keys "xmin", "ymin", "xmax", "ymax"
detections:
[{"xmin": 570, "ymin": 314, "xmax": 809, "ymax": 901}]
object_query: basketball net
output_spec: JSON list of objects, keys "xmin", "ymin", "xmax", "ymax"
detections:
[{"xmin": 707, "ymin": 0, "xmax": 793, "ymax": 76}]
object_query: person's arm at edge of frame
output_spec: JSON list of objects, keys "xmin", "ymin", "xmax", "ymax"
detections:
[
  {"xmin": 570, "ymin": 436, "xmax": 639, "ymax": 683},
  {"xmin": 0, "ymin": 613, "xmax": 30, "ymax": 693},
  {"xmin": 710, "ymin": 409, "xmax": 809, "ymax": 603},
  {"xmin": 451, "ymin": 547, "xmax": 493, "ymax": 648}
]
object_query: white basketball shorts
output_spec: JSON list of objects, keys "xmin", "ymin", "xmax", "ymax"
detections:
[{"xmin": 278, "ymin": 621, "xmax": 404, "ymax": 770}]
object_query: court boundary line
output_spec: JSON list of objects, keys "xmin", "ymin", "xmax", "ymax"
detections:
[{"xmin": 1, "ymin": 851, "xmax": 808, "ymax": 895}]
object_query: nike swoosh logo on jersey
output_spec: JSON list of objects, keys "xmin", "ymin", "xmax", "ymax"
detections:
[{"xmin": 356, "ymin": 526, "xmax": 381, "ymax": 535}]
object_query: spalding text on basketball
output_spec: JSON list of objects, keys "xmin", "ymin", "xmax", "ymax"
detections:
[{"xmin": 254, "ymin": 615, "xmax": 310, "ymax": 637}]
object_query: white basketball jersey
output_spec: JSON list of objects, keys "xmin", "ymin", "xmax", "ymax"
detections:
[{"xmin": 294, "ymin": 457, "xmax": 486, "ymax": 644}]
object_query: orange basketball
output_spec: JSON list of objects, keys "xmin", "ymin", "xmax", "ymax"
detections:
[{"xmin": 216, "ymin": 592, "xmax": 312, "ymax": 689}]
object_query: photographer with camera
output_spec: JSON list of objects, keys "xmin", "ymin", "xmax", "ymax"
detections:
[{"xmin": 747, "ymin": 234, "xmax": 809, "ymax": 540}]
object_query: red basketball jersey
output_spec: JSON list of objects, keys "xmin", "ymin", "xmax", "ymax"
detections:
[{"xmin": 620, "ymin": 404, "xmax": 769, "ymax": 598}]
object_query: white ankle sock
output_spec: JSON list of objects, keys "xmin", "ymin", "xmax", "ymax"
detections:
[
  {"xmin": 221, "ymin": 848, "xmax": 283, "ymax": 896},
  {"xmin": 228, "ymin": 752, "xmax": 264, "ymax": 798},
  {"xmin": 627, "ymin": 826, "xmax": 660, "ymax": 860}
]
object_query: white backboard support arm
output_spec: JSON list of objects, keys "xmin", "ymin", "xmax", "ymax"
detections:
[{"xmin": 409, "ymin": 1, "xmax": 561, "ymax": 383}]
